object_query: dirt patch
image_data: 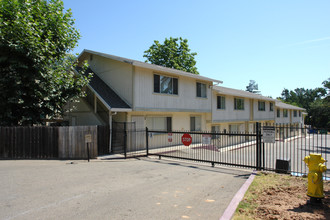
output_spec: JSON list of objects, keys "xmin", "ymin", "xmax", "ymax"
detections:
[{"xmin": 235, "ymin": 172, "xmax": 330, "ymax": 220}]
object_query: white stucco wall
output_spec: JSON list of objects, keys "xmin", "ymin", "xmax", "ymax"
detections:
[
  {"xmin": 89, "ymin": 55, "xmax": 133, "ymax": 106},
  {"xmin": 127, "ymin": 111, "xmax": 210, "ymax": 131},
  {"xmin": 64, "ymin": 99, "xmax": 104, "ymax": 126},
  {"xmin": 212, "ymin": 94, "xmax": 250, "ymax": 123},
  {"xmin": 253, "ymin": 101, "xmax": 275, "ymax": 121},
  {"xmin": 133, "ymin": 67, "xmax": 212, "ymax": 112}
]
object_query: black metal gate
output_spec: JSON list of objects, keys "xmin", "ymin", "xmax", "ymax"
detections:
[
  {"xmin": 146, "ymin": 123, "xmax": 329, "ymax": 179},
  {"xmin": 97, "ymin": 125, "xmax": 110, "ymax": 156},
  {"xmin": 146, "ymin": 124, "xmax": 262, "ymax": 170},
  {"xmin": 112, "ymin": 122, "xmax": 146, "ymax": 158}
]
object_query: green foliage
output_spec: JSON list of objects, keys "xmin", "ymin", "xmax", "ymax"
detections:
[
  {"xmin": 278, "ymin": 79, "xmax": 329, "ymax": 130},
  {"xmin": 143, "ymin": 37, "xmax": 199, "ymax": 74},
  {"xmin": 0, "ymin": 0, "xmax": 90, "ymax": 125},
  {"xmin": 308, "ymin": 100, "xmax": 330, "ymax": 130},
  {"xmin": 278, "ymin": 87, "xmax": 326, "ymax": 111},
  {"xmin": 246, "ymin": 80, "xmax": 260, "ymax": 94}
]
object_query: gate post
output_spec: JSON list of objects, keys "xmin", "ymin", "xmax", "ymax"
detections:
[
  {"xmin": 124, "ymin": 123, "xmax": 127, "ymax": 158},
  {"xmin": 146, "ymin": 127, "xmax": 149, "ymax": 156},
  {"xmin": 256, "ymin": 122, "xmax": 262, "ymax": 170}
]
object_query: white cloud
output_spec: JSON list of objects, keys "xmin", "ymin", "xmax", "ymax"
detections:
[{"xmin": 288, "ymin": 37, "xmax": 330, "ymax": 47}]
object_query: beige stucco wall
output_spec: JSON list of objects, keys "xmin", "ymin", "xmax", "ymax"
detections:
[
  {"xmin": 291, "ymin": 110, "xmax": 303, "ymax": 124},
  {"xmin": 127, "ymin": 111, "xmax": 210, "ymax": 131},
  {"xmin": 133, "ymin": 67, "xmax": 212, "ymax": 112},
  {"xmin": 64, "ymin": 99, "xmax": 105, "ymax": 126},
  {"xmin": 212, "ymin": 94, "xmax": 250, "ymax": 123},
  {"xmin": 275, "ymin": 108, "xmax": 303, "ymax": 125},
  {"xmin": 253, "ymin": 101, "xmax": 275, "ymax": 121}
]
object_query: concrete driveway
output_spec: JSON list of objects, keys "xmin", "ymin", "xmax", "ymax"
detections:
[{"xmin": 0, "ymin": 157, "xmax": 251, "ymax": 220}]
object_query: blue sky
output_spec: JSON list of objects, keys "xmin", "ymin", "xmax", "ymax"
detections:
[{"xmin": 63, "ymin": 0, "xmax": 330, "ymax": 98}]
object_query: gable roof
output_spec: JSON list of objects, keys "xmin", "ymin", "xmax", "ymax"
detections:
[
  {"xmin": 275, "ymin": 101, "xmax": 305, "ymax": 111},
  {"xmin": 214, "ymin": 86, "xmax": 274, "ymax": 101},
  {"xmin": 77, "ymin": 67, "xmax": 131, "ymax": 111},
  {"xmin": 78, "ymin": 49, "xmax": 223, "ymax": 84}
]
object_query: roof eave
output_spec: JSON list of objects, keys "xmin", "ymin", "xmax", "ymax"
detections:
[{"xmin": 79, "ymin": 49, "xmax": 223, "ymax": 84}]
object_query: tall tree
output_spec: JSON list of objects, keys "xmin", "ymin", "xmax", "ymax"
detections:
[
  {"xmin": 246, "ymin": 80, "xmax": 260, "ymax": 94},
  {"xmin": 278, "ymin": 87, "xmax": 326, "ymax": 111},
  {"xmin": 278, "ymin": 80, "xmax": 329, "ymax": 130},
  {"xmin": 0, "ymin": 0, "xmax": 90, "ymax": 125},
  {"xmin": 143, "ymin": 37, "xmax": 199, "ymax": 74}
]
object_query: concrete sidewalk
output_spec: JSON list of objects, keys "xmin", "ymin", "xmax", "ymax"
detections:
[{"xmin": 0, "ymin": 158, "xmax": 251, "ymax": 220}]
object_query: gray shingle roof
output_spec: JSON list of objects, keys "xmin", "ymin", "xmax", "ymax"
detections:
[
  {"xmin": 275, "ymin": 101, "xmax": 305, "ymax": 110},
  {"xmin": 214, "ymin": 86, "xmax": 274, "ymax": 101},
  {"xmin": 79, "ymin": 67, "xmax": 131, "ymax": 110},
  {"xmin": 78, "ymin": 49, "xmax": 223, "ymax": 84}
]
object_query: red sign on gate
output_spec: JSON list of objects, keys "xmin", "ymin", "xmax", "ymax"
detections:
[
  {"xmin": 168, "ymin": 133, "xmax": 173, "ymax": 142},
  {"xmin": 181, "ymin": 133, "xmax": 192, "ymax": 146}
]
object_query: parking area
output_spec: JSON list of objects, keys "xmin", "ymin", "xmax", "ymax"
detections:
[{"xmin": 0, "ymin": 157, "xmax": 251, "ymax": 220}]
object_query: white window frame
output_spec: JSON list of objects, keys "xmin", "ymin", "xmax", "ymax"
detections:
[
  {"xmin": 258, "ymin": 101, "xmax": 265, "ymax": 111},
  {"xmin": 190, "ymin": 116, "xmax": 201, "ymax": 131},
  {"xmin": 196, "ymin": 82, "xmax": 207, "ymax": 98},
  {"xmin": 277, "ymin": 109, "xmax": 280, "ymax": 118},
  {"xmin": 217, "ymin": 96, "xmax": 226, "ymax": 109},
  {"xmin": 153, "ymin": 74, "xmax": 178, "ymax": 95},
  {"xmin": 146, "ymin": 116, "xmax": 172, "ymax": 131},
  {"xmin": 234, "ymin": 98, "xmax": 244, "ymax": 110},
  {"xmin": 283, "ymin": 109, "xmax": 288, "ymax": 118}
]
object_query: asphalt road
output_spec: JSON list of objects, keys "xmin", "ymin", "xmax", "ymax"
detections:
[{"xmin": 0, "ymin": 158, "xmax": 251, "ymax": 220}]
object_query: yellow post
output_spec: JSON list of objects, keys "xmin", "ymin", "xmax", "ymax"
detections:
[{"xmin": 303, "ymin": 154, "xmax": 327, "ymax": 199}]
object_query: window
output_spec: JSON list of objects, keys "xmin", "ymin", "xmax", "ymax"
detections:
[
  {"xmin": 270, "ymin": 103, "xmax": 274, "ymax": 111},
  {"xmin": 211, "ymin": 125, "xmax": 220, "ymax": 139},
  {"xmin": 299, "ymin": 111, "xmax": 301, "ymax": 117},
  {"xmin": 217, "ymin": 96, "xmax": 226, "ymax": 109},
  {"xmin": 234, "ymin": 98, "xmax": 244, "ymax": 110},
  {"xmin": 229, "ymin": 124, "xmax": 243, "ymax": 133},
  {"xmin": 277, "ymin": 109, "xmax": 280, "ymax": 117},
  {"xmin": 190, "ymin": 116, "xmax": 201, "ymax": 131},
  {"xmin": 229, "ymin": 124, "xmax": 239, "ymax": 133},
  {"xmin": 283, "ymin": 109, "xmax": 288, "ymax": 117},
  {"xmin": 146, "ymin": 117, "xmax": 172, "ymax": 131},
  {"xmin": 258, "ymin": 101, "xmax": 265, "ymax": 111},
  {"xmin": 154, "ymin": 74, "xmax": 178, "ymax": 95},
  {"xmin": 293, "ymin": 110, "xmax": 297, "ymax": 117},
  {"xmin": 196, "ymin": 82, "xmax": 207, "ymax": 98}
]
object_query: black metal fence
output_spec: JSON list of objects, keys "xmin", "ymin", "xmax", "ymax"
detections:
[
  {"xmin": 112, "ymin": 122, "xmax": 146, "ymax": 157},
  {"xmin": 146, "ymin": 123, "xmax": 329, "ymax": 179}
]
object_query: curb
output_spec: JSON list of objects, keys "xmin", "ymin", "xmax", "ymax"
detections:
[{"xmin": 219, "ymin": 171, "xmax": 257, "ymax": 220}]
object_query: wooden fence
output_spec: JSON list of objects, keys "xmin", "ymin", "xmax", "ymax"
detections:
[
  {"xmin": 0, "ymin": 126, "xmax": 101, "ymax": 159},
  {"xmin": 58, "ymin": 126, "xmax": 98, "ymax": 159}
]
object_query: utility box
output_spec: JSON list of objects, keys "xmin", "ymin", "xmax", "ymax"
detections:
[{"xmin": 276, "ymin": 159, "xmax": 291, "ymax": 174}]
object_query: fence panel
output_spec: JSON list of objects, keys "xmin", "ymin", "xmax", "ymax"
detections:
[
  {"xmin": 0, "ymin": 126, "xmax": 100, "ymax": 159},
  {"xmin": 147, "ymin": 124, "xmax": 329, "ymax": 179},
  {"xmin": 58, "ymin": 126, "xmax": 97, "ymax": 159},
  {"xmin": 262, "ymin": 124, "xmax": 329, "ymax": 179},
  {"xmin": 0, "ymin": 126, "xmax": 59, "ymax": 159},
  {"xmin": 147, "ymin": 129, "xmax": 258, "ymax": 169}
]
